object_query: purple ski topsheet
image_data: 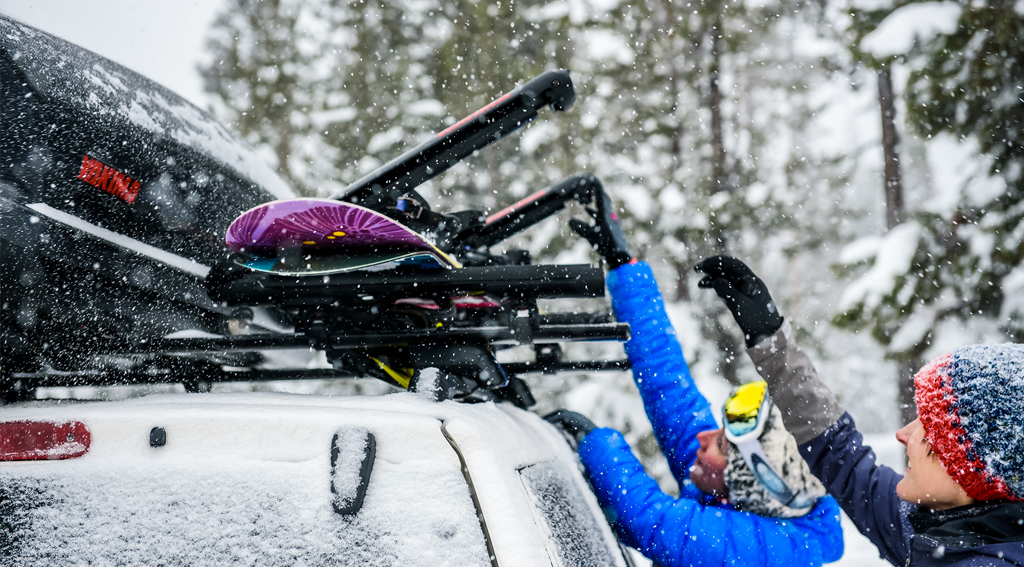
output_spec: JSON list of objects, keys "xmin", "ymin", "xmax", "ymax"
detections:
[{"xmin": 227, "ymin": 199, "xmax": 434, "ymax": 256}]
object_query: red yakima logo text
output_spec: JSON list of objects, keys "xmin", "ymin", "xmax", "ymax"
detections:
[{"xmin": 77, "ymin": 155, "xmax": 141, "ymax": 204}]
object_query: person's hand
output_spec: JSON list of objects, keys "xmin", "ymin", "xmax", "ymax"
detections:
[
  {"xmin": 695, "ymin": 255, "xmax": 784, "ymax": 347},
  {"xmin": 544, "ymin": 409, "xmax": 597, "ymax": 445},
  {"xmin": 569, "ymin": 185, "xmax": 633, "ymax": 269}
]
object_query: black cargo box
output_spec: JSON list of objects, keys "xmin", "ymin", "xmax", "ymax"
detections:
[{"xmin": 0, "ymin": 16, "xmax": 295, "ymax": 381}]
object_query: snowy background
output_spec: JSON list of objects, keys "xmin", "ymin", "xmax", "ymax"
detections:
[{"xmin": 5, "ymin": 0, "xmax": 1022, "ymax": 565}]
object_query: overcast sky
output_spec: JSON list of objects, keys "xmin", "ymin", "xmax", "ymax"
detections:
[{"xmin": 2, "ymin": 0, "xmax": 224, "ymax": 108}]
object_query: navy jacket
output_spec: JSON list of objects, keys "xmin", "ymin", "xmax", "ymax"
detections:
[
  {"xmin": 748, "ymin": 325, "xmax": 1024, "ymax": 566},
  {"xmin": 801, "ymin": 416, "xmax": 1024, "ymax": 566},
  {"xmin": 577, "ymin": 261, "xmax": 844, "ymax": 566}
]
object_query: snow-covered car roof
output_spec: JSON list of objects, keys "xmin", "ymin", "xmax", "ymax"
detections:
[{"xmin": 1, "ymin": 392, "xmax": 627, "ymax": 566}]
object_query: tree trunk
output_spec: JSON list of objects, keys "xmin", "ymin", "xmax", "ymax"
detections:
[
  {"xmin": 897, "ymin": 358, "xmax": 921, "ymax": 426},
  {"xmin": 878, "ymin": 68, "xmax": 918, "ymax": 433},
  {"xmin": 706, "ymin": 15, "xmax": 739, "ymax": 384},
  {"xmin": 705, "ymin": 25, "xmax": 728, "ymax": 252},
  {"xmin": 666, "ymin": 2, "xmax": 692, "ymax": 303},
  {"xmin": 709, "ymin": 20, "xmax": 726, "ymax": 202},
  {"xmin": 675, "ymin": 253, "xmax": 691, "ymax": 301},
  {"xmin": 275, "ymin": 123, "xmax": 295, "ymax": 193},
  {"xmin": 878, "ymin": 68, "xmax": 904, "ymax": 230}
]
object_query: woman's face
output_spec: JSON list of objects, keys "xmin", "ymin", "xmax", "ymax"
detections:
[
  {"xmin": 895, "ymin": 418, "xmax": 975, "ymax": 510},
  {"xmin": 692, "ymin": 427, "xmax": 729, "ymax": 497}
]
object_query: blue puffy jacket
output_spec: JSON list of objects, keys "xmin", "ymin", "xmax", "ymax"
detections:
[{"xmin": 577, "ymin": 261, "xmax": 845, "ymax": 566}]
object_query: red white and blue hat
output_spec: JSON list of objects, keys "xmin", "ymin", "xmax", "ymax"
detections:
[{"xmin": 914, "ymin": 343, "xmax": 1023, "ymax": 502}]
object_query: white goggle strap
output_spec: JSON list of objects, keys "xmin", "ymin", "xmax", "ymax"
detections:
[{"xmin": 733, "ymin": 439, "xmax": 815, "ymax": 510}]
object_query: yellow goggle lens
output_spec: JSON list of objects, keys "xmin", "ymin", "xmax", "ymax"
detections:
[{"xmin": 724, "ymin": 380, "xmax": 768, "ymax": 422}]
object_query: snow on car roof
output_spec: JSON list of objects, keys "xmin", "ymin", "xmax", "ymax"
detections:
[
  {"xmin": 1, "ymin": 391, "xmax": 562, "ymax": 467},
  {"xmin": 1, "ymin": 392, "xmax": 599, "ymax": 566}
]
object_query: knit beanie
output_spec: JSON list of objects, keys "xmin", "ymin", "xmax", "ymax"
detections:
[
  {"xmin": 724, "ymin": 405, "xmax": 826, "ymax": 518},
  {"xmin": 914, "ymin": 343, "xmax": 1024, "ymax": 502}
]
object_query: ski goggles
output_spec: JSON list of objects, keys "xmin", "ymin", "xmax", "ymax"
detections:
[
  {"xmin": 723, "ymin": 380, "xmax": 772, "ymax": 441},
  {"xmin": 722, "ymin": 381, "xmax": 816, "ymax": 509}
]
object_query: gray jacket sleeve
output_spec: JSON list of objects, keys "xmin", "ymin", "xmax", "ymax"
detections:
[{"xmin": 746, "ymin": 321, "xmax": 845, "ymax": 444}]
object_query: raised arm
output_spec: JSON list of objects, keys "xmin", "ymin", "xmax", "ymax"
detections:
[
  {"xmin": 698, "ymin": 256, "xmax": 914, "ymax": 565},
  {"xmin": 606, "ymin": 261, "xmax": 717, "ymax": 483},
  {"xmin": 569, "ymin": 185, "xmax": 717, "ymax": 484},
  {"xmin": 746, "ymin": 325, "xmax": 913, "ymax": 565}
]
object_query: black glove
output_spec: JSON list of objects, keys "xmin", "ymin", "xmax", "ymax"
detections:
[
  {"xmin": 569, "ymin": 185, "xmax": 633, "ymax": 269},
  {"xmin": 544, "ymin": 409, "xmax": 597, "ymax": 444},
  {"xmin": 695, "ymin": 255, "xmax": 784, "ymax": 347}
]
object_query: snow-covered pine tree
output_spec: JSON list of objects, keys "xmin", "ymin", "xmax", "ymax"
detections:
[
  {"xmin": 321, "ymin": 0, "xmax": 446, "ymax": 196},
  {"xmin": 834, "ymin": 0, "xmax": 924, "ymax": 425},
  {"xmin": 202, "ymin": 0, "xmax": 451, "ymax": 197},
  {"xmin": 835, "ymin": 0, "xmax": 1024, "ymax": 411},
  {"xmin": 902, "ymin": 0, "xmax": 1024, "ymax": 345},
  {"xmin": 202, "ymin": 0, "xmax": 328, "ymax": 196},
  {"xmin": 564, "ymin": 0, "xmax": 857, "ymax": 386},
  {"xmin": 419, "ymin": 0, "xmax": 582, "ymax": 254}
]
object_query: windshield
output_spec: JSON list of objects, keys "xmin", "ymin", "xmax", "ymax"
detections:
[{"xmin": 519, "ymin": 460, "xmax": 623, "ymax": 567}]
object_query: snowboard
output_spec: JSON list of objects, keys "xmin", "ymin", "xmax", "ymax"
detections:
[{"xmin": 226, "ymin": 199, "xmax": 460, "ymax": 276}]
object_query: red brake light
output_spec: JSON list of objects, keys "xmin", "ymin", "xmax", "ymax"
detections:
[{"xmin": 0, "ymin": 420, "xmax": 91, "ymax": 461}]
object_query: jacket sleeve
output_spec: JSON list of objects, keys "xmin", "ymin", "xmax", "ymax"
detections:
[
  {"xmin": 745, "ymin": 321, "xmax": 844, "ymax": 444},
  {"xmin": 606, "ymin": 261, "xmax": 718, "ymax": 485},
  {"xmin": 579, "ymin": 428, "xmax": 845, "ymax": 567},
  {"xmin": 747, "ymin": 324, "xmax": 913, "ymax": 565}
]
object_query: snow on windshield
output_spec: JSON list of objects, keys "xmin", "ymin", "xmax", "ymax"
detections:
[
  {"xmin": 519, "ymin": 460, "xmax": 621, "ymax": 567},
  {"xmin": 0, "ymin": 18, "xmax": 295, "ymax": 200},
  {"xmin": 1, "ymin": 455, "xmax": 489, "ymax": 566}
]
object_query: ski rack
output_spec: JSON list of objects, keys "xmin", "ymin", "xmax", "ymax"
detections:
[
  {"xmin": 205, "ymin": 263, "xmax": 607, "ymax": 306},
  {"xmin": 335, "ymin": 69, "xmax": 575, "ymax": 211},
  {"xmin": 7, "ymin": 360, "xmax": 631, "ymax": 389},
  {"xmin": 1, "ymin": 69, "xmax": 632, "ymax": 407},
  {"xmin": 329, "ymin": 69, "xmax": 605, "ymax": 265},
  {"xmin": 462, "ymin": 174, "xmax": 602, "ymax": 250},
  {"xmin": 187, "ymin": 70, "xmax": 631, "ymax": 408},
  {"xmin": 196, "ymin": 261, "xmax": 630, "ymax": 407}
]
